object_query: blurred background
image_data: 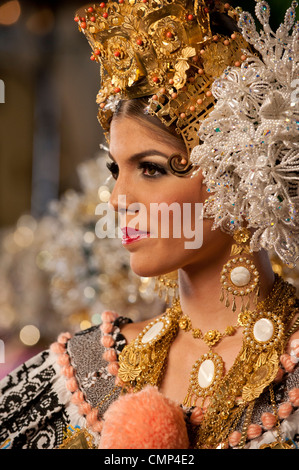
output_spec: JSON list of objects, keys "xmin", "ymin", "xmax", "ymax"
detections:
[
  {"xmin": 0, "ymin": 0, "xmax": 298, "ymax": 378},
  {"xmin": 0, "ymin": 0, "xmax": 166, "ymax": 377}
]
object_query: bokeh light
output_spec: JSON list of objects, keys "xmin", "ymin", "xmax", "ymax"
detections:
[
  {"xmin": 0, "ymin": 0, "xmax": 21, "ymax": 26},
  {"xmin": 19, "ymin": 325, "xmax": 40, "ymax": 346},
  {"xmin": 26, "ymin": 7, "xmax": 55, "ymax": 36}
]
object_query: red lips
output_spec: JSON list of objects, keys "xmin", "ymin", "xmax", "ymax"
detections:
[{"xmin": 120, "ymin": 227, "xmax": 151, "ymax": 245}]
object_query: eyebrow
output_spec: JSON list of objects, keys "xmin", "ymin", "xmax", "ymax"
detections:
[{"xmin": 108, "ymin": 149, "xmax": 169, "ymax": 163}]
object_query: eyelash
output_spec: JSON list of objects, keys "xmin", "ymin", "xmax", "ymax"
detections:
[{"xmin": 106, "ymin": 161, "xmax": 168, "ymax": 180}]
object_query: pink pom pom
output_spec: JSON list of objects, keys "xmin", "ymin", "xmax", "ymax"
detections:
[
  {"xmin": 91, "ymin": 420, "xmax": 103, "ymax": 433},
  {"xmin": 114, "ymin": 376, "xmax": 124, "ymax": 387},
  {"xmin": 66, "ymin": 377, "xmax": 78, "ymax": 392},
  {"xmin": 289, "ymin": 388, "xmax": 299, "ymax": 407},
  {"xmin": 228, "ymin": 431, "xmax": 241, "ymax": 447},
  {"xmin": 57, "ymin": 353, "xmax": 70, "ymax": 366},
  {"xmin": 60, "ymin": 365, "xmax": 74, "ymax": 379},
  {"xmin": 71, "ymin": 390, "xmax": 85, "ymax": 405},
  {"xmin": 99, "ymin": 386, "xmax": 189, "ymax": 449},
  {"xmin": 86, "ymin": 408, "xmax": 99, "ymax": 426},
  {"xmin": 78, "ymin": 401, "xmax": 92, "ymax": 416},
  {"xmin": 103, "ymin": 349, "xmax": 117, "ymax": 363},
  {"xmin": 57, "ymin": 332, "xmax": 72, "ymax": 344},
  {"xmin": 247, "ymin": 424, "xmax": 262, "ymax": 439},
  {"xmin": 261, "ymin": 412, "xmax": 277, "ymax": 430},
  {"xmin": 101, "ymin": 311, "xmax": 118, "ymax": 323},
  {"xmin": 100, "ymin": 322, "xmax": 114, "ymax": 334},
  {"xmin": 50, "ymin": 342, "xmax": 65, "ymax": 355},
  {"xmin": 289, "ymin": 338, "xmax": 299, "ymax": 359},
  {"xmin": 190, "ymin": 406, "xmax": 204, "ymax": 425},
  {"xmin": 278, "ymin": 402, "xmax": 293, "ymax": 419},
  {"xmin": 280, "ymin": 353, "xmax": 295, "ymax": 373},
  {"xmin": 107, "ymin": 362, "xmax": 119, "ymax": 376},
  {"xmin": 292, "ymin": 344, "xmax": 299, "ymax": 358},
  {"xmin": 101, "ymin": 335, "xmax": 115, "ymax": 348}
]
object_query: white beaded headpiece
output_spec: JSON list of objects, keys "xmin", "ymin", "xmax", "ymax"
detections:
[{"xmin": 190, "ymin": 0, "xmax": 299, "ymax": 266}]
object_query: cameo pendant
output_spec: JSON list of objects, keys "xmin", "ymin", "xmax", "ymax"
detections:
[
  {"xmin": 241, "ymin": 310, "xmax": 284, "ymax": 401},
  {"xmin": 183, "ymin": 351, "xmax": 224, "ymax": 408}
]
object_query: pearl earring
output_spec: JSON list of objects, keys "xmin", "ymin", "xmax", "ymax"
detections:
[{"xmin": 220, "ymin": 227, "xmax": 260, "ymax": 313}]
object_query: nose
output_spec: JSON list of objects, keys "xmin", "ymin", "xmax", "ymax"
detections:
[{"xmin": 108, "ymin": 175, "xmax": 139, "ymax": 216}]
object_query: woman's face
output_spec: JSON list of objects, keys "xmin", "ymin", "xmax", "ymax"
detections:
[{"xmin": 108, "ymin": 115, "xmax": 228, "ymax": 277}]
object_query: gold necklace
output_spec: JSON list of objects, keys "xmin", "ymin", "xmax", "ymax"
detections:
[
  {"xmin": 117, "ymin": 274, "xmax": 298, "ymax": 448},
  {"xmin": 118, "ymin": 300, "xmax": 182, "ymax": 391},
  {"xmin": 178, "ymin": 314, "xmax": 241, "ymax": 408},
  {"xmin": 178, "ymin": 314, "xmax": 239, "ymax": 347},
  {"xmin": 194, "ymin": 275, "xmax": 297, "ymax": 449}
]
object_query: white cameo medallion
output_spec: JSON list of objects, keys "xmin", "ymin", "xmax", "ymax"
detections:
[
  {"xmin": 184, "ymin": 352, "xmax": 224, "ymax": 407},
  {"xmin": 141, "ymin": 321, "xmax": 164, "ymax": 344},
  {"xmin": 230, "ymin": 266, "xmax": 251, "ymax": 287},
  {"xmin": 197, "ymin": 359, "xmax": 215, "ymax": 388},
  {"xmin": 253, "ymin": 318, "xmax": 274, "ymax": 343}
]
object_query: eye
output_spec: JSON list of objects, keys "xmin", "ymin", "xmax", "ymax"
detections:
[
  {"xmin": 138, "ymin": 162, "xmax": 168, "ymax": 178},
  {"xmin": 106, "ymin": 161, "xmax": 119, "ymax": 180},
  {"xmin": 106, "ymin": 160, "xmax": 168, "ymax": 180}
]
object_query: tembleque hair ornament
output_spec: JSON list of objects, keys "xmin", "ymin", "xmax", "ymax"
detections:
[{"xmin": 190, "ymin": 0, "xmax": 299, "ymax": 266}]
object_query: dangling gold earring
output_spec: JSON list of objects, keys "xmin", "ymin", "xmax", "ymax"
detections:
[
  {"xmin": 154, "ymin": 271, "xmax": 179, "ymax": 304},
  {"xmin": 220, "ymin": 227, "xmax": 260, "ymax": 313}
]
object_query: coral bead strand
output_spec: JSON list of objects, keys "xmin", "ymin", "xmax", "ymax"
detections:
[{"xmin": 50, "ymin": 314, "xmax": 123, "ymax": 435}]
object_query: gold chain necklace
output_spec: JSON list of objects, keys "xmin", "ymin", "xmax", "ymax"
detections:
[
  {"xmin": 178, "ymin": 314, "xmax": 239, "ymax": 347},
  {"xmin": 118, "ymin": 274, "xmax": 298, "ymax": 448},
  {"xmin": 178, "ymin": 313, "xmax": 241, "ymax": 408}
]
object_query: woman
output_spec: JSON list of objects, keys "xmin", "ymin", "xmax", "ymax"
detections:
[{"xmin": 1, "ymin": 0, "xmax": 299, "ymax": 449}]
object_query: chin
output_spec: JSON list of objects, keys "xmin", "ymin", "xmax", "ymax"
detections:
[
  {"xmin": 129, "ymin": 259, "xmax": 161, "ymax": 278},
  {"xmin": 128, "ymin": 252, "xmax": 179, "ymax": 279}
]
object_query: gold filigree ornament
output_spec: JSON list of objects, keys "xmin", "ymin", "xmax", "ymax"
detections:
[
  {"xmin": 194, "ymin": 315, "xmax": 287, "ymax": 448},
  {"xmin": 220, "ymin": 227, "xmax": 260, "ymax": 313},
  {"xmin": 118, "ymin": 298, "xmax": 182, "ymax": 390},
  {"xmin": 194, "ymin": 289, "xmax": 290, "ymax": 448},
  {"xmin": 241, "ymin": 310, "xmax": 284, "ymax": 402},
  {"xmin": 116, "ymin": 274, "xmax": 297, "ymax": 448},
  {"xmin": 179, "ymin": 314, "xmax": 238, "ymax": 347},
  {"xmin": 178, "ymin": 310, "xmax": 240, "ymax": 408},
  {"xmin": 183, "ymin": 351, "xmax": 224, "ymax": 408},
  {"xmin": 75, "ymin": 0, "xmax": 249, "ymax": 157},
  {"xmin": 154, "ymin": 270, "xmax": 179, "ymax": 304},
  {"xmin": 59, "ymin": 426, "xmax": 95, "ymax": 449}
]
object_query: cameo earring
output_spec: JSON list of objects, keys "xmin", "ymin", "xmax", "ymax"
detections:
[{"xmin": 220, "ymin": 227, "xmax": 260, "ymax": 313}]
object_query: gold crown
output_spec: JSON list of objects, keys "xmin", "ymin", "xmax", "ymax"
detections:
[{"xmin": 75, "ymin": 0, "xmax": 248, "ymax": 156}]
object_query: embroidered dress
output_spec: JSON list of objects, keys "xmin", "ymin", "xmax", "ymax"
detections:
[
  {"xmin": 0, "ymin": 311, "xmax": 299, "ymax": 449},
  {"xmin": 0, "ymin": 316, "xmax": 129, "ymax": 449}
]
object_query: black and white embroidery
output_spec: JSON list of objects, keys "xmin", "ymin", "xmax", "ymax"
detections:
[{"xmin": 0, "ymin": 351, "xmax": 69, "ymax": 449}]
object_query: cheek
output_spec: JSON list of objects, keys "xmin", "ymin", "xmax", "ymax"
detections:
[{"xmin": 146, "ymin": 179, "xmax": 203, "ymax": 237}]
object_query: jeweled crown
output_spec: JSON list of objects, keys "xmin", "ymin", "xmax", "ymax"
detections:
[{"xmin": 75, "ymin": 0, "xmax": 248, "ymax": 155}]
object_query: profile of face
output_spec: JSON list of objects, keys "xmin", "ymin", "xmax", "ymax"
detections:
[{"xmin": 108, "ymin": 114, "xmax": 232, "ymax": 278}]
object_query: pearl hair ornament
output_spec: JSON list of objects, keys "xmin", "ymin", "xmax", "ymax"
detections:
[{"xmin": 190, "ymin": 0, "xmax": 299, "ymax": 267}]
